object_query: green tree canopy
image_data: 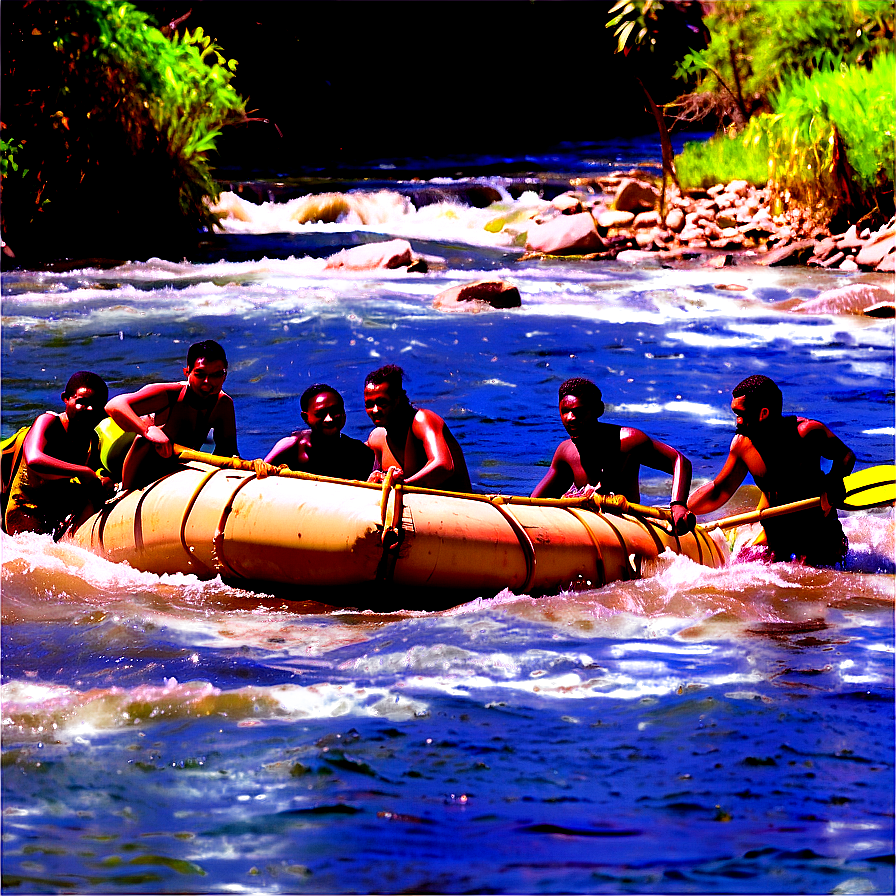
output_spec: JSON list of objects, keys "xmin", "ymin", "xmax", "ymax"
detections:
[{"xmin": 1, "ymin": 0, "xmax": 246, "ymax": 264}]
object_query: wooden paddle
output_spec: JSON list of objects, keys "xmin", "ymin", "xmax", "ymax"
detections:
[{"xmin": 704, "ymin": 464, "xmax": 896, "ymax": 531}]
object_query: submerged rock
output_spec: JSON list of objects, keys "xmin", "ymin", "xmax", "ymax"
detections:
[
  {"xmin": 793, "ymin": 283, "xmax": 896, "ymax": 316},
  {"xmin": 433, "ymin": 278, "xmax": 522, "ymax": 312}
]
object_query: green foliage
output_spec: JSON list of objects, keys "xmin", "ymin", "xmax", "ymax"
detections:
[
  {"xmin": 1, "ymin": 1, "xmax": 246, "ymax": 260},
  {"xmin": 677, "ymin": 53, "xmax": 895, "ymax": 221},
  {"xmin": 676, "ymin": 128, "xmax": 770, "ymax": 191},
  {"xmin": 673, "ymin": 0, "xmax": 894, "ymax": 124},
  {"xmin": 607, "ymin": 0, "xmax": 666, "ymax": 53},
  {"xmin": 761, "ymin": 53, "xmax": 895, "ymax": 215},
  {"xmin": 0, "ymin": 138, "xmax": 27, "ymax": 179}
]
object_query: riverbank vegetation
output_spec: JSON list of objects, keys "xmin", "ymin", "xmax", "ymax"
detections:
[
  {"xmin": 609, "ymin": 0, "xmax": 895, "ymax": 227},
  {"xmin": 1, "ymin": 1, "xmax": 245, "ymax": 264}
]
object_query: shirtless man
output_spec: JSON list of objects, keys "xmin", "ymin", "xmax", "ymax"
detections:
[
  {"xmin": 363, "ymin": 364, "xmax": 472, "ymax": 492},
  {"xmin": 687, "ymin": 374, "xmax": 855, "ymax": 566},
  {"xmin": 4, "ymin": 371, "xmax": 114, "ymax": 536},
  {"xmin": 106, "ymin": 340, "xmax": 238, "ymax": 490},
  {"xmin": 265, "ymin": 383, "xmax": 374, "ymax": 480},
  {"xmin": 531, "ymin": 377, "xmax": 695, "ymax": 536}
]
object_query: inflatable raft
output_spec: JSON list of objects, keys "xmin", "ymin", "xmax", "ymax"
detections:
[{"xmin": 69, "ymin": 451, "xmax": 730, "ymax": 609}]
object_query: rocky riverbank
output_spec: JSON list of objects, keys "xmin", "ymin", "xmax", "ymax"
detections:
[{"xmin": 524, "ymin": 171, "xmax": 896, "ymax": 279}]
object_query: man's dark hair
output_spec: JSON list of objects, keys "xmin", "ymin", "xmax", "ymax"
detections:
[
  {"xmin": 365, "ymin": 364, "xmax": 412, "ymax": 407},
  {"xmin": 63, "ymin": 371, "xmax": 109, "ymax": 403},
  {"xmin": 300, "ymin": 383, "xmax": 341, "ymax": 412},
  {"xmin": 187, "ymin": 340, "xmax": 228, "ymax": 370},
  {"xmin": 559, "ymin": 377, "xmax": 605, "ymax": 417},
  {"xmin": 732, "ymin": 375, "xmax": 783, "ymax": 416}
]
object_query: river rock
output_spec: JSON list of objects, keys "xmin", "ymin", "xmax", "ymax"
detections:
[
  {"xmin": 526, "ymin": 212, "xmax": 604, "ymax": 254},
  {"xmin": 759, "ymin": 239, "xmax": 816, "ymax": 266},
  {"xmin": 433, "ymin": 278, "xmax": 522, "ymax": 312},
  {"xmin": 551, "ymin": 193, "xmax": 584, "ymax": 215},
  {"xmin": 633, "ymin": 211, "xmax": 660, "ymax": 229},
  {"xmin": 856, "ymin": 232, "xmax": 895, "ymax": 268},
  {"xmin": 596, "ymin": 210, "xmax": 635, "ymax": 229},
  {"xmin": 876, "ymin": 252, "xmax": 895, "ymax": 273},
  {"xmin": 665, "ymin": 208, "xmax": 685, "ymax": 233},
  {"xmin": 324, "ymin": 238, "xmax": 414, "ymax": 270},
  {"xmin": 793, "ymin": 283, "xmax": 896, "ymax": 316},
  {"xmin": 614, "ymin": 179, "xmax": 658, "ymax": 213}
]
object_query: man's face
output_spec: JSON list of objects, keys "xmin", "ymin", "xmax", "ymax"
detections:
[
  {"xmin": 732, "ymin": 395, "xmax": 766, "ymax": 437},
  {"xmin": 185, "ymin": 358, "xmax": 227, "ymax": 400},
  {"xmin": 63, "ymin": 386, "xmax": 106, "ymax": 430},
  {"xmin": 364, "ymin": 382, "xmax": 398, "ymax": 428},
  {"xmin": 559, "ymin": 394, "xmax": 596, "ymax": 440},
  {"xmin": 304, "ymin": 391, "xmax": 345, "ymax": 437}
]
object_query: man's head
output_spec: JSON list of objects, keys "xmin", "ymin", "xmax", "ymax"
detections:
[
  {"xmin": 62, "ymin": 371, "xmax": 109, "ymax": 429},
  {"xmin": 184, "ymin": 340, "xmax": 228, "ymax": 400},
  {"xmin": 364, "ymin": 365, "xmax": 412, "ymax": 428},
  {"xmin": 557, "ymin": 378, "xmax": 604, "ymax": 439},
  {"xmin": 300, "ymin": 384, "xmax": 345, "ymax": 438},
  {"xmin": 731, "ymin": 375, "xmax": 782, "ymax": 436}
]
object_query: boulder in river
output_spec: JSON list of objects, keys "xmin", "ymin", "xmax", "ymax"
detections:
[
  {"xmin": 614, "ymin": 178, "xmax": 659, "ymax": 213},
  {"xmin": 526, "ymin": 212, "xmax": 605, "ymax": 254},
  {"xmin": 324, "ymin": 239, "xmax": 414, "ymax": 270},
  {"xmin": 433, "ymin": 278, "xmax": 522, "ymax": 312}
]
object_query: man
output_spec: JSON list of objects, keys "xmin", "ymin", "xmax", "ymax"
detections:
[
  {"xmin": 531, "ymin": 377, "xmax": 695, "ymax": 536},
  {"xmin": 364, "ymin": 364, "xmax": 472, "ymax": 492},
  {"xmin": 106, "ymin": 340, "xmax": 238, "ymax": 490},
  {"xmin": 4, "ymin": 371, "xmax": 114, "ymax": 536},
  {"xmin": 687, "ymin": 374, "xmax": 855, "ymax": 566},
  {"xmin": 264, "ymin": 383, "xmax": 374, "ymax": 480}
]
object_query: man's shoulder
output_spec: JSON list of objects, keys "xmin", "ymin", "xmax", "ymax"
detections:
[
  {"xmin": 795, "ymin": 416, "xmax": 828, "ymax": 436},
  {"xmin": 413, "ymin": 407, "xmax": 445, "ymax": 427}
]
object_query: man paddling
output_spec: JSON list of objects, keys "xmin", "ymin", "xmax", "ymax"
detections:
[
  {"xmin": 4, "ymin": 371, "xmax": 114, "ymax": 536},
  {"xmin": 687, "ymin": 374, "xmax": 855, "ymax": 566},
  {"xmin": 106, "ymin": 340, "xmax": 238, "ymax": 490},
  {"xmin": 265, "ymin": 383, "xmax": 374, "ymax": 480},
  {"xmin": 531, "ymin": 377, "xmax": 696, "ymax": 536},
  {"xmin": 364, "ymin": 364, "xmax": 472, "ymax": 492}
]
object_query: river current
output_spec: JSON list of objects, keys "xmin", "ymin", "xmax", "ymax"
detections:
[{"xmin": 1, "ymin": 140, "xmax": 894, "ymax": 894}]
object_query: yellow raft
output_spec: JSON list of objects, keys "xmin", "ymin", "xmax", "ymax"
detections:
[{"xmin": 69, "ymin": 450, "xmax": 730, "ymax": 609}]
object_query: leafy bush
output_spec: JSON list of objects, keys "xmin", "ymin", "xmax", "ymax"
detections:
[
  {"xmin": 678, "ymin": 53, "xmax": 895, "ymax": 221},
  {"xmin": 1, "ymin": 1, "xmax": 246, "ymax": 262},
  {"xmin": 672, "ymin": 0, "xmax": 894, "ymax": 125}
]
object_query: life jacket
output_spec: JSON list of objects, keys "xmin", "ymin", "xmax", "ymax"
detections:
[{"xmin": 1, "ymin": 426, "xmax": 31, "ymax": 529}]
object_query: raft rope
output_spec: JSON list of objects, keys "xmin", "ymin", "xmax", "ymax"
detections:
[{"xmin": 376, "ymin": 469, "xmax": 405, "ymax": 583}]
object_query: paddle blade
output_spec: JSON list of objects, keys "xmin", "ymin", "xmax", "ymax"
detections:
[{"xmin": 841, "ymin": 464, "xmax": 896, "ymax": 509}]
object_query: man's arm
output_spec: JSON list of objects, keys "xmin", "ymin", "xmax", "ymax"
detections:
[
  {"xmin": 403, "ymin": 410, "xmax": 455, "ymax": 488},
  {"xmin": 687, "ymin": 439, "xmax": 750, "ymax": 515},
  {"xmin": 106, "ymin": 383, "xmax": 180, "ymax": 457},
  {"xmin": 264, "ymin": 434, "xmax": 299, "ymax": 466},
  {"xmin": 531, "ymin": 442, "xmax": 573, "ymax": 499},
  {"xmin": 365, "ymin": 428, "xmax": 386, "ymax": 481},
  {"xmin": 626, "ymin": 428, "xmax": 694, "ymax": 533},
  {"xmin": 801, "ymin": 419, "xmax": 856, "ymax": 511},
  {"xmin": 22, "ymin": 413, "xmax": 108, "ymax": 485}
]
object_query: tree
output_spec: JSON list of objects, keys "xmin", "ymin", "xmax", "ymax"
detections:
[{"xmin": 1, "ymin": 0, "xmax": 246, "ymax": 265}]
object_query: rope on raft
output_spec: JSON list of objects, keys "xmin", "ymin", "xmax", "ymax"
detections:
[{"xmin": 171, "ymin": 446, "xmax": 673, "ymax": 522}]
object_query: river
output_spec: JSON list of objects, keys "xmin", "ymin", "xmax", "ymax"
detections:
[{"xmin": 2, "ymin": 139, "xmax": 893, "ymax": 894}]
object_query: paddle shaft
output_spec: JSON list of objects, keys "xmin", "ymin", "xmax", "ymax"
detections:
[{"xmin": 705, "ymin": 497, "xmax": 823, "ymax": 531}]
